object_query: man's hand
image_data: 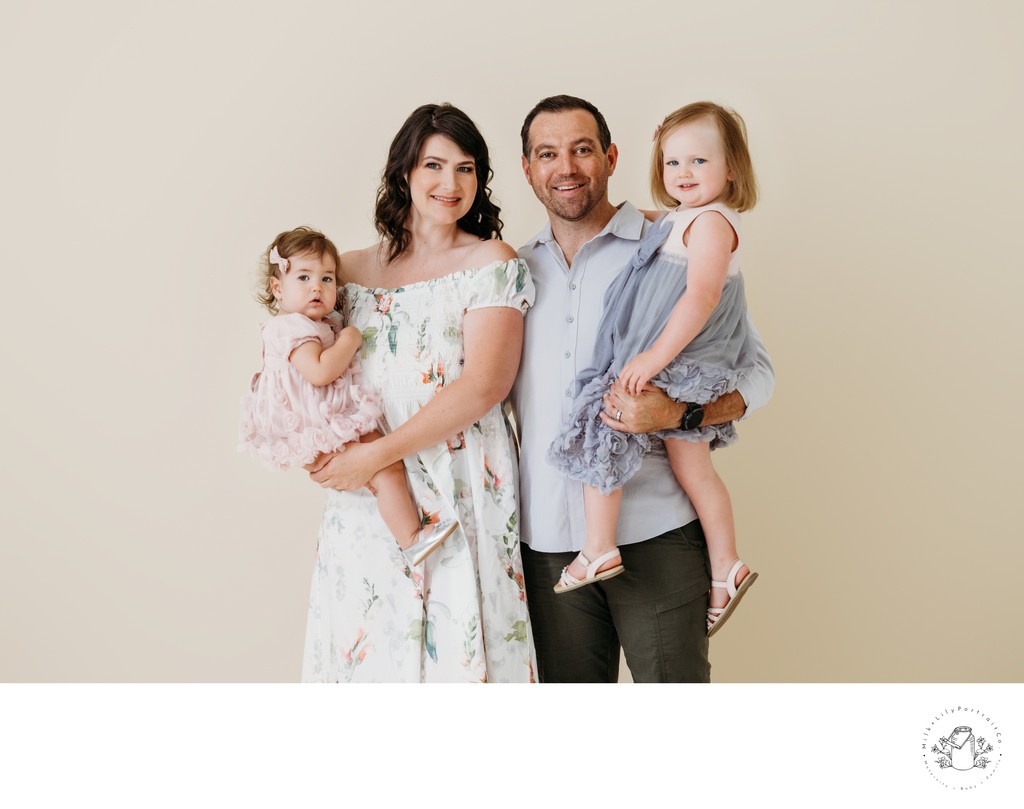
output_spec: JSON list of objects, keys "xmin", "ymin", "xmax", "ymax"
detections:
[
  {"xmin": 600, "ymin": 380, "xmax": 749, "ymax": 433},
  {"xmin": 600, "ymin": 380, "xmax": 684, "ymax": 434}
]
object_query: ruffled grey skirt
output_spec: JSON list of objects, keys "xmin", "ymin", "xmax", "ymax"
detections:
[{"xmin": 548, "ymin": 216, "xmax": 760, "ymax": 494}]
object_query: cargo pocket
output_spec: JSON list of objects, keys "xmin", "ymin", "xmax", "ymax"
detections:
[{"xmin": 650, "ymin": 584, "xmax": 711, "ymax": 682}]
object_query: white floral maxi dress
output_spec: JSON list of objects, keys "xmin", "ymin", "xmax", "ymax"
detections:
[{"xmin": 301, "ymin": 259, "xmax": 538, "ymax": 682}]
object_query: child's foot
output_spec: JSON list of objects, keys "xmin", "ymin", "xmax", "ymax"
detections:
[
  {"xmin": 707, "ymin": 559, "xmax": 758, "ymax": 637},
  {"xmin": 709, "ymin": 559, "xmax": 751, "ymax": 610},
  {"xmin": 553, "ymin": 549, "xmax": 625, "ymax": 594},
  {"xmin": 402, "ymin": 520, "xmax": 457, "ymax": 567}
]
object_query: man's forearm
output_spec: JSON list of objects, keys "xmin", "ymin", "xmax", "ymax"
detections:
[
  {"xmin": 601, "ymin": 382, "xmax": 747, "ymax": 433},
  {"xmin": 701, "ymin": 389, "xmax": 747, "ymax": 427},
  {"xmin": 641, "ymin": 387, "xmax": 747, "ymax": 430}
]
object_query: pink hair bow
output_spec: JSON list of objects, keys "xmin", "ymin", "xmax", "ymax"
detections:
[{"xmin": 269, "ymin": 246, "xmax": 289, "ymax": 273}]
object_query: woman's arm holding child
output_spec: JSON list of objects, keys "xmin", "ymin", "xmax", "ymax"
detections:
[
  {"xmin": 289, "ymin": 326, "xmax": 363, "ymax": 387},
  {"xmin": 618, "ymin": 211, "xmax": 735, "ymax": 395},
  {"xmin": 308, "ymin": 306, "xmax": 524, "ymax": 491}
]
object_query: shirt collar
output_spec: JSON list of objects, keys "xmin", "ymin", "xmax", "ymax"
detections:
[{"xmin": 523, "ymin": 201, "xmax": 645, "ymax": 249}]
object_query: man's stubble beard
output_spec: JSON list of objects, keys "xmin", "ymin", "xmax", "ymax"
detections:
[{"xmin": 538, "ymin": 173, "xmax": 609, "ymax": 224}]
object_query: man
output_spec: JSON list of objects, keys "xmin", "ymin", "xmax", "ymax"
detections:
[{"xmin": 512, "ymin": 95, "xmax": 774, "ymax": 682}]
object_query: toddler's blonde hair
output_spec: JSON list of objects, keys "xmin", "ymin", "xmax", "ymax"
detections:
[{"xmin": 649, "ymin": 101, "xmax": 758, "ymax": 212}]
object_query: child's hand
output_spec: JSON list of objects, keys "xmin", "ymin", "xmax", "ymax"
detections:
[{"xmin": 619, "ymin": 351, "xmax": 663, "ymax": 396}]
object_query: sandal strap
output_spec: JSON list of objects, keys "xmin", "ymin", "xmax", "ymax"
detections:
[
  {"xmin": 584, "ymin": 550, "xmax": 622, "ymax": 577},
  {"xmin": 557, "ymin": 550, "xmax": 623, "ymax": 590},
  {"xmin": 558, "ymin": 552, "xmax": 596, "ymax": 587},
  {"xmin": 710, "ymin": 560, "xmax": 746, "ymax": 597},
  {"xmin": 558, "ymin": 566, "xmax": 582, "ymax": 588}
]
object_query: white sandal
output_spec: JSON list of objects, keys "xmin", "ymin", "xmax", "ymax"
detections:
[
  {"xmin": 402, "ymin": 520, "xmax": 458, "ymax": 567},
  {"xmin": 707, "ymin": 559, "xmax": 758, "ymax": 637},
  {"xmin": 553, "ymin": 550, "xmax": 625, "ymax": 594}
]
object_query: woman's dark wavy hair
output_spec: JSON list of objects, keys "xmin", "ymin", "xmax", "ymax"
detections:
[{"xmin": 374, "ymin": 103, "xmax": 503, "ymax": 263}]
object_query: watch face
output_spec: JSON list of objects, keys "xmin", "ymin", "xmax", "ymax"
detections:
[{"xmin": 685, "ymin": 404, "xmax": 704, "ymax": 429}]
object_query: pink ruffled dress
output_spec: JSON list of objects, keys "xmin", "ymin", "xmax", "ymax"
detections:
[{"xmin": 239, "ymin": 312, "xmax": 382, "ymax": 470}]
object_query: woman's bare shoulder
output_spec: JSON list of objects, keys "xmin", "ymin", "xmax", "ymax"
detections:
[
  {"xmin": 338, "ymin": 243, "xmax": 384, "ymax": 285},
  {"xmin": 466, "ymin": 238, "xmax": 518, "ymax": 266}
]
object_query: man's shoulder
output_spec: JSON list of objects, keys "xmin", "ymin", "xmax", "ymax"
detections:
[
  {"xmin": 608, "ymin": 200, "xmax": 648, "ymax": 234},
  {"xmin": 516, "ymin": 223, "xmax": 551, "ymax": 259}
]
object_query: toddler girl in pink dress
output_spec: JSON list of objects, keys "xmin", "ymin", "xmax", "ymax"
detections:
[{"xmin": 239, "ymin": 227, "xmax": 455, "ymax": 565}]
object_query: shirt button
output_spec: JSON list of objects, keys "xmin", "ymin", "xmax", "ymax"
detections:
[
  {"xmin": 567, "ymin": 315, "xmax": 574, "ymax": 323},
  {"xmin": 569, "ymin": 283, "xmax": 577, "ymax": 290},
  {"xmin": 565, "ymin": 387, "xmax": 572, "ymax": 396},
  {"xmin": 564, "ymin": 351, "xmax": 571, "ymax": 358}
]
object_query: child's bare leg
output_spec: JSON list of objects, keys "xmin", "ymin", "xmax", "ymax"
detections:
[
  {"xmin": 564, "ymin": 486, "xmax": 624, "ymax": 580},
  {"xmin": 360, "ymin": 431, "xmax": 420, "ymax": 549},
  {"xmin": 664, "ymin": 438, "xmax": 749, "ymax": 610}
]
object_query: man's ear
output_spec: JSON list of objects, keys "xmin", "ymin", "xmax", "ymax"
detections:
[{"xmin": 605, "ymin": 143, "xmax": 619, "ymax": 176}]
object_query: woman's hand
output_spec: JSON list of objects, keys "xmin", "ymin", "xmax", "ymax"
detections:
[
  {"xmin": 303, "ymin": 452, "xmax": 333, "ymax": 474},
  {"xmin": 308, "ymin": 442, "xmax": 385, "ymax": 491}
]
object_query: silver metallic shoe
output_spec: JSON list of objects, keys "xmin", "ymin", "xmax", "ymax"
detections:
[{"xmin": 402, "ymin": 520, "xmax": 458, "ymax": 567}]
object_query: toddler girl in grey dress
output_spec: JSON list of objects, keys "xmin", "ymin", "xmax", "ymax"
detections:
[{"xmin": 548, "ymin": 102, "xmax": 762, "ymax": 636}]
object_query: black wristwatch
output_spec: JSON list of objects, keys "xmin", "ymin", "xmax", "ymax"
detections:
[{"xmin": 679, "ymin": 402, "xmax": 705, "ymax": 430}]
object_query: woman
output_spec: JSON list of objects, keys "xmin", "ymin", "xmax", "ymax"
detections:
[{"xmin": 302, "ymin": 104, "xmax": 537, "ymax": 682}]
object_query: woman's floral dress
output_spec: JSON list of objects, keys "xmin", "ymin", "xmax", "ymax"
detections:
[{"xmin": 301, "ymin": 259, "xmax": 537, "ymax": 682}]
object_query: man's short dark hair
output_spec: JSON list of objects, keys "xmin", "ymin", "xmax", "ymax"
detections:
[{"xmin": 520, "ymin": 95, "xmax": 612, "ymax": 157}]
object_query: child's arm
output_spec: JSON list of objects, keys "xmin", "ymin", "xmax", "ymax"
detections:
[
  {"xmin": 619, "ymin": 211, "xmax": 736, "ymax": 396},
  {"xmin": 289, "ymin": 325, "xmax": 363, "ymax": 387}
]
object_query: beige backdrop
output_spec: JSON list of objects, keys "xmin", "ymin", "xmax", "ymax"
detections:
[{"xmin": 1, "ymin": 0, "xmax": 1020, "ymax": 682}]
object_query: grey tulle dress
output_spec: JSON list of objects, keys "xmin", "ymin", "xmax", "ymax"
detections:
[{"xmin": 547, "ymin": 203, "xmax": 761, "ymax": 495}]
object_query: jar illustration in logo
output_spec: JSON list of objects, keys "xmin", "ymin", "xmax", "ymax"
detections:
[{"xmin": 946, "ymin": 726, "xmax": 976, "ymax": 771}]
